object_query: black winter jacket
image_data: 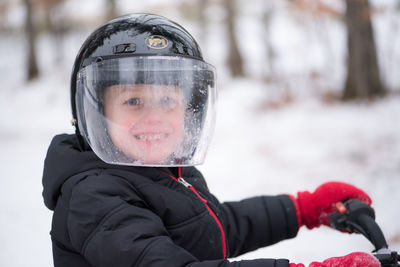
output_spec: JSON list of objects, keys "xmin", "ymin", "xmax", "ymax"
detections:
[{"xmin": 42, "ymin": 134, "xmax": 299, "ymax": 267}]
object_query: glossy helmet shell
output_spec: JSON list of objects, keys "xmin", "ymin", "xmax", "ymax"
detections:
[{"xmin": 70, "ymin": 13, "xmax": 206, "ymax": 149}]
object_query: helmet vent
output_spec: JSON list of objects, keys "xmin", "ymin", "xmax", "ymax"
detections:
[{"xmin": 113, "ymin": 43, "xmax": 136, "ymax": 54}]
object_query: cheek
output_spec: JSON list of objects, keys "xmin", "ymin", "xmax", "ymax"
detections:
[
  {"xmin": 171, "ymin": 112, "xmax": 185, "ymax": 136},
  {"xmin": 118, "ymin": 117, "xmax": 134, "ymax": 129},
  {"xmin": 106, "ymin": 109, "xmax": 135, "ymax": 134}
]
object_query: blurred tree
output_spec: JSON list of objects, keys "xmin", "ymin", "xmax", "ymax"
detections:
[
  {"xmin": 40, "ymin": 0, "xmax": 67, "ymax": 65},
  {"xmin": 105, "ymin": 0, "xmax": 118, "ymax": 21},
  {"xmin": 39, "ymin": 0, "xmax": 64, "ymax": 31},
  {"xmin": 0, "ymin": 1, "xmax": 10, "ymax": 31},
  {"xmin": 291, "ymin": 0, "xmax": 341, "ymax": 18},
  {"xmin": 291, "ymin": 0, "xmax": 386, "ymax": 100},
  {"xmin": 223, "ymin": 0, "xmax": 244, "ymax": 77},
  {"xmin": 24, "ymin": 0, "xmax": 40, "ymax": 80},
  {"xmin": 343, "ymin": 0, "xmax": 386, "ymax": 100},
  {"xmin": 197, "ymin": 0, "xmax": 208, "ymax": 43},
  {"xmin": 290, "ymin": 0, "xmax": 342, "ymax": 95},
  {"xmin": 262, "ymin": 4, "xmax": 277, "ymax": 82}
]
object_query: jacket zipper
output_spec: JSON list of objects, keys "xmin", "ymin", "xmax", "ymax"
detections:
[{"xmin": 160, "ymin": 168, "xmax": 227, "ymax": 259}]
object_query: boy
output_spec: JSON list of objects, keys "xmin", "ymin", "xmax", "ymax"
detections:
[{"xmin": 42, "ymin": 13, "xmax": 380, "ymax": 267}]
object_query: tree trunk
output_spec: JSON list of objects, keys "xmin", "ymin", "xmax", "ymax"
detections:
[
  {"xmin": 105, "ymin": 0, "xmax": 118, "ymax": 21},
  {"xmin": 223, "ymin": 0, "xmax": 244, "ymax": 77},
  {"xmin": 197, "ymin": 0, "xmax": 208, "ymax": 43},
  {"xmin": 262, "ymin": 5, "xmax": 276, "ymax": 82},
  {"xmin": 0, "ymin": 1, "xmax": 10, "ymax": 31},
  {"xmin": 24, "ymin": 0, "xmax": 39, "ymax": 81},
  {"xmin": 343, "ymin": 0, "xmax": 386, "ymax": 100},
  {"xmin": 44, "ymin": 1, "xmax": 66, "ymax": 65}
]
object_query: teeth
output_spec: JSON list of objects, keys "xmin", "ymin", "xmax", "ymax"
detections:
[{"xmin": 135, "ymin": 134, "xmax": 164, "ymax": 141}]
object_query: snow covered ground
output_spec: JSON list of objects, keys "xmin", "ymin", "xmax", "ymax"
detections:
[{"xmin": 1, "ymin": 1, "xmax": 400, "ymax": 266}]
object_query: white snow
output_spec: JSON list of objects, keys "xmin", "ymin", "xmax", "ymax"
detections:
[{"xmin": 1, "ymin": 1, "xmax": 399, "ymax": 266}]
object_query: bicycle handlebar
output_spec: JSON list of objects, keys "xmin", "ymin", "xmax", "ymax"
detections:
[{"xmin": 329, "ymin": 199, "xmax": 399, "ymax": 267}]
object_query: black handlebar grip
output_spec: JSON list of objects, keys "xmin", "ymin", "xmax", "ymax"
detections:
[
  {"xmin": 329, "ymin": 199, "xmax": 388, "ymax": 251},
  {"xmin": 356, "ymin": 213, "xmax": 388, "ymax": 251}
]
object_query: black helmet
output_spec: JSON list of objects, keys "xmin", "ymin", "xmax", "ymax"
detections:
[{"xmin": 71, "ymin": 13, "xmax": 217, "ymax": 166}]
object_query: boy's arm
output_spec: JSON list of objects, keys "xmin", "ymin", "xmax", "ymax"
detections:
[
  {"xmin": 220, "ymin": 195, "xmax": 299, "ymax": 257},
  {"xmin": 218, "ymin": 181, "xmax": 373, "ymax": 259}
]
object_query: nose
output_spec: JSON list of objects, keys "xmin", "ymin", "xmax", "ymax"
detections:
[{"xmin": 139, "ymin": 106, "xmax": 164, "ymax": 124}]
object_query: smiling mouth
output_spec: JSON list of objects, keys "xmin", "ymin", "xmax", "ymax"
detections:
[{"xmin": 134, "ymin": 133, "xmax": 168, "ymax": 141}]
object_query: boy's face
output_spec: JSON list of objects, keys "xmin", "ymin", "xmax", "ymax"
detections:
[{"xmin": 104, "ymin": 84, "xmax": 185, "ymax": 164}]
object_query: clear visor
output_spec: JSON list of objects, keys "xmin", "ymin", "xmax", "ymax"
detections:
[{"xmin": 76, "ymin": 56, "xmax": 217, "ymax": 166}]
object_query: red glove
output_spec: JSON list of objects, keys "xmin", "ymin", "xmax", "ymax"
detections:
[
  {"xmin": 290, "ymin": 252, "xmax": 381, "ymax": 267},
  {"xmin": 290, "ymin": 182, "xmax": 372, "ymax": 229}
]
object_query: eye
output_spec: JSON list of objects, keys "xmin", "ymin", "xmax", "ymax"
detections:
[{"xmin": 125, "ymin": 98, "xmax": 142, "ymax": 106}]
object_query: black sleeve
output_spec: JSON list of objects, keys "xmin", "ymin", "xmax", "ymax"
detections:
[
  {"xmin": 220, "ymin": 195, "xmax": 299, "ymax": 257},
  {"xmin": 67, "ymin": 175, "xmax": 291, "ymax": 267}
]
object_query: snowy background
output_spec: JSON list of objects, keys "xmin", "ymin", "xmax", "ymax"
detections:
[{"xmin": 0, "ymin": 0, "xmax": 399, "ymax": 266}]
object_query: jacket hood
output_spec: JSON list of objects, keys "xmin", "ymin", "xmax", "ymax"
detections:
[
  {"xmin": 42, "ymin": 134, "xmax": 176, "ymax": 210},
  {"xmin": 42, "ymin": 134, "xmax": 110, "ymax": 210}
]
